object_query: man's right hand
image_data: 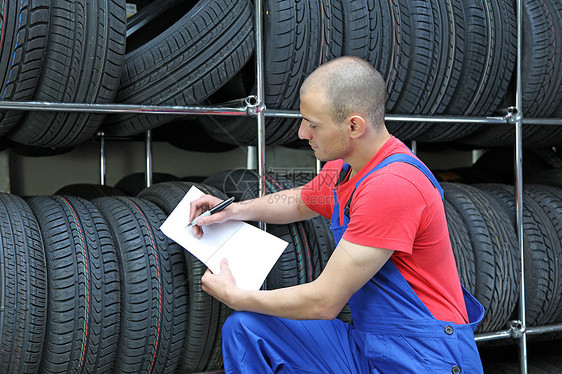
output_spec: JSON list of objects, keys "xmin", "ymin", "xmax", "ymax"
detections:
[{"xmin": 189, "ymin": 194, "xmax": 236, "ymax": 238}]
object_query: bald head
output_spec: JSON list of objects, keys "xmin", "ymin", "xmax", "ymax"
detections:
[{"xmin": 300, "ymin": 56, "xmax": 386, "ymax": 128}]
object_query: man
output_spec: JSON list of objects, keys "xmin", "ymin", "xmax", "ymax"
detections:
[{"xmin": 190, "ymin": 56, "xmax": 484, "ymax": 373}]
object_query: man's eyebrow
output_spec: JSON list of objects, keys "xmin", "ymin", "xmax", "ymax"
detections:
[{"xmin": 301, "ymin": 116, "xmax": 313, "ymax": 123}]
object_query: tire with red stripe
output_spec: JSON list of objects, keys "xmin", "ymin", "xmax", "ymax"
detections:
[
  {"xmin": 0, "ymin": 193, "xmax": 47, "ymax": 374},
  {"xmin": 7, "ymin": 0, "xmax": 126, "ymax": 148},
  {"xmin": 138, "ymin": 181, "xmax": 230, "ymax": 372},
  {"xmin": 26, "ymin": 196, "xmax": 120, "ymax": 373},
  {"xmin": 93, "ymin": 196, "xmax": 188, "ymax": 374}
]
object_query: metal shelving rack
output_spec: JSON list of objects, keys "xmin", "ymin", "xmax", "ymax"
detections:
[{"xmin": 1, "ymin": 0, "xmax": 562, "ymax": 372}]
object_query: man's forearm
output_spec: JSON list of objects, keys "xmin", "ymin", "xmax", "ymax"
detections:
[
  {"xmin": 228, "ymin": 281, "xmax": 342, "ymax": 321},
  {"xmin": 233, "ymin": 186, "xmax": 317, "ymax": 224}
]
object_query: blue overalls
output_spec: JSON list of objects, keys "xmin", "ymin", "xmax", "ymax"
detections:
[{"xmin": 222, "ymin": 154, "xmax": 485, "ymax": 373}]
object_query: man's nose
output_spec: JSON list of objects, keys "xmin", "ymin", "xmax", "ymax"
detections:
[{"xmin": 298, "ymin": 120, "xmax": 310, "ymax": 140}]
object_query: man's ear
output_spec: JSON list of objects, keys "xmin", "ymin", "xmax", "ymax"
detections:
[{"xmin": 348, "ymin": 115, "xmax": 366, "ymax": 138}]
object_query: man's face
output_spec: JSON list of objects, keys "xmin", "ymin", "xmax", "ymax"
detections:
[{"xmin": 298, "ymin": 90, "xmax": 349, "ymax": 162}]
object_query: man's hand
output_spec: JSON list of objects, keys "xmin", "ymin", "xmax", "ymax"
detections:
[
  {"xmin": 201, "ymin": 259, "xmax": 240, "ymax": 309},
  {"xmin": 189, "ymin": 194, "xmax": 235, "ymax": 238}
]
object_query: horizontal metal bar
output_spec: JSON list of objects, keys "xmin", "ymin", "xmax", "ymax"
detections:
[
  {"xmin": 385, "ymin": 114, "xmax": 509, "ymax": 124},
  {"xmin": 2, "ymin": 100, "xmax": 561, "ymax": 126},
  {"xmin": 0, "ymin": 100, "xmax": 252, "ymax": 116},
  {"xmin": 523, "ymin": 117, "xmax": 562, "ymax": 126},
  {"xmin": 264, "ymin": 109, "xmax": 303, "ymax": 119},
  {"xmin": 526, "ymin": 323, "xmax": 562, "ymax": 335},
  {"xmin": 265, "ymin": 109, "xmax": 511, "ymax": 124},
  {"xmin": 473, "ymin": 322, "xmax": 562, "ymax": 342},
  {"xmin": 474, "ymin": 329, "xmax": 513, "ymax": 342}
]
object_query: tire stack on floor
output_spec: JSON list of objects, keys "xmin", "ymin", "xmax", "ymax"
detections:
[
  {"xmin": 3, "ymin": 171, "xmax": 562, "ymax": 372},
  {"xmin": 0, "ymin": 174, "xmax": 338, "ymax": 373}
]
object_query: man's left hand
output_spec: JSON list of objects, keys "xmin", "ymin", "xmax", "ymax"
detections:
[{"xmin": 201, "ymin": 258, "xmax": 240, "ymax": 309}]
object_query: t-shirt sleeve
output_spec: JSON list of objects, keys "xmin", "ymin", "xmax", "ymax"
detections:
[
  {"xmin": 300, "ymin": 161, "xmax": 342, "ymax": 219},
  {"xmin": 342, "ymin": 169, "xmax": 427, "ymax": 253}
]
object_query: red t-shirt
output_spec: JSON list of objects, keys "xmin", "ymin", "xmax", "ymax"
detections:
[{"xmin": 301, "ymin": 136, "xmax": 468, "ymax": 324}]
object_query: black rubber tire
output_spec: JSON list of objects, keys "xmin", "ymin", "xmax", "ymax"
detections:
[
  {"xmin": 137, "ymin": 181, "xmax": 230, "ymax": 372},
  {"xmin": 0, "ymin": 193, "xmax": 47, "ymax": 374},
  {"xmin": 26, "ymin": 196, "xmax": 120, "ymax": 373},
  {"xmin": 137, "ymin": 181, "xmax": 228, "ymax": 212},
  {"xmin": 461, "ymin": 0, "xmax": 562, "ymax": 147},
  {"xmin": 521, "ymin": 0, "xmax": 562, "ymax": 118},
  {"xmin": 0, "ymin": 0, "xmax": 50, "ymax": 136},
  {"xmin": 54, "ymin": 183, "xmax": 126, "ymax": 199},
  {"xmin": 387, "ymin": 0, "xmax": 464, "ymax": 140},
  {"xmin": 200, "ymin": 0, "xmax": 343, "ymax": 146},
  {"xmin": 442, "ymin": 183, "xmax": 519, "ymax": 333},
  {"xmin": 476, "ymin": 184, "xmax": 560, "ymax": 326},
  {"xmin": 457, "ymin": 183, "xmax": 520, "ymax": 331},
  {"xmin": 93, "ymin": 196, "xmax": 188, "ymax": 374},
  {"xmin": 418, "ymin": 0, "xmax": 516, "ymax": 142},
  {"xmin": 7, "ymin": 0, "xmax": 127, "ymax": 148},
  {"xmin": 114, "ymin": 172, "xmax": 179, "ymax": 196},
  {"xmin": 444, "ymin": 198, "xmax": 477, "ymax": 295},
  {"xmin": 102, "ymin": 0, "xmax": 255, "ymax": 137},
  {"xmin": 525, "ymin": 184, "xmax": 562, "ymax": 323}
]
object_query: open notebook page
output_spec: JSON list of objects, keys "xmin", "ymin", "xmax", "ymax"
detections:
[{"xmin": 160, "ymin": 186, "xmax": 288, "ymax": 290}]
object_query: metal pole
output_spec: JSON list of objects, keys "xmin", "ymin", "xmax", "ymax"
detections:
[
  {"xmin": 264, "ymin": 109, "xmax": 511, "ymax": 124},
  {"xmin": 514, "ymin": 0, "xmax": 527, "ymax": 371},
  {"xmin": 411, "ymin": 140, "xmax": 417, "ymax": 155},
  {"xmin": 474, "ymin": 330, "xmax": 513, "ymax": 342},
  {"xmin": 526, "ymin": 323, "xmax": 562, "ymax": 335},
  {"xmin": 0, "ymin": 100, "xmax": 253, "ymax": 115},
  {"xmin": 255, "ymin": 0, "xmax": 267, "ymax": 231},
  {"xmin": 145, "ymin": 130, "xmax": 153, "ymax": 188},
  {"xmin": 247, "ymin": 146, "xmax": 257, "ymax": 170},
  {"xmin": 99, "ymin": 132, "xmax": 106, "ymax": 186}
]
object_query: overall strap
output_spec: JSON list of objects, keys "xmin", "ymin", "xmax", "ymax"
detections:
[{"xmin": 343, "ymin": 154, "xmax": 444, "ymax": 217}]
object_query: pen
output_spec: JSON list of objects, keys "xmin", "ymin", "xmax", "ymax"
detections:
[{"xmin": 187, "ymin": 196, "xmax": 235, "ymax": 227}]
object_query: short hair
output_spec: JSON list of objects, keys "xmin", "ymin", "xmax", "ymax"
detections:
[{"xmin": 301, "ymin": 56, "xmax": 387, "ymax": 128}]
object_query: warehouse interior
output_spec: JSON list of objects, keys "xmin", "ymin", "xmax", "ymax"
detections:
[{"xmin": 1, "ymin": 0, "xmax": 562, "ymax": 373}]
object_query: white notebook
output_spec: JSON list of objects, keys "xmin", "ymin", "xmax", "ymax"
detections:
[{"xmin": 160, "ymin": 186, "xmax": 288, "ymax": 290}]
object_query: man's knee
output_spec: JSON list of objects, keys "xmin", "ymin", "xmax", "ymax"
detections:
[{"xmin": 222, "ymin": 311, "xmax": 267, "ymax": 341}]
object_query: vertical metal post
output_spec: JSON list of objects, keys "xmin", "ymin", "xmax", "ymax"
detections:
[
  {"xmin": 255, "ymin": 0, "xmax": 266, "ymax": 230},
  {"xmin": 145, "ymin": 130, "xmax": 153, "ymax": 188},
  {"xmin": 99, "ymin": 132, "xmax": 106, "ymax": 185},
  {"xmin": 247, "ymin": 146, "xmax": 257, "ymax": 170},
  {"xmin": 514, "ymin": 0, "xmax": 527, "ymax": 372},
  {"xmin": 411, "ymin": 140, "xmax": 417, "ymax": 155}
]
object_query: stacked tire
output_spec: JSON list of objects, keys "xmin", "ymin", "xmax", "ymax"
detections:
[
  {"xmin": 1, "ymin": 0, "xmax": 560, "ymax": 152},
  {"xmin": 0, "ymin": 0, "xmax": 127, "ymax": 148},
  {"xmin": 0, "ymin": 170, "xmax": 340, "ymax": 373},
  {"xmin": 442, "ymin": 182, "xmax": 562, "ymax": 334}
]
